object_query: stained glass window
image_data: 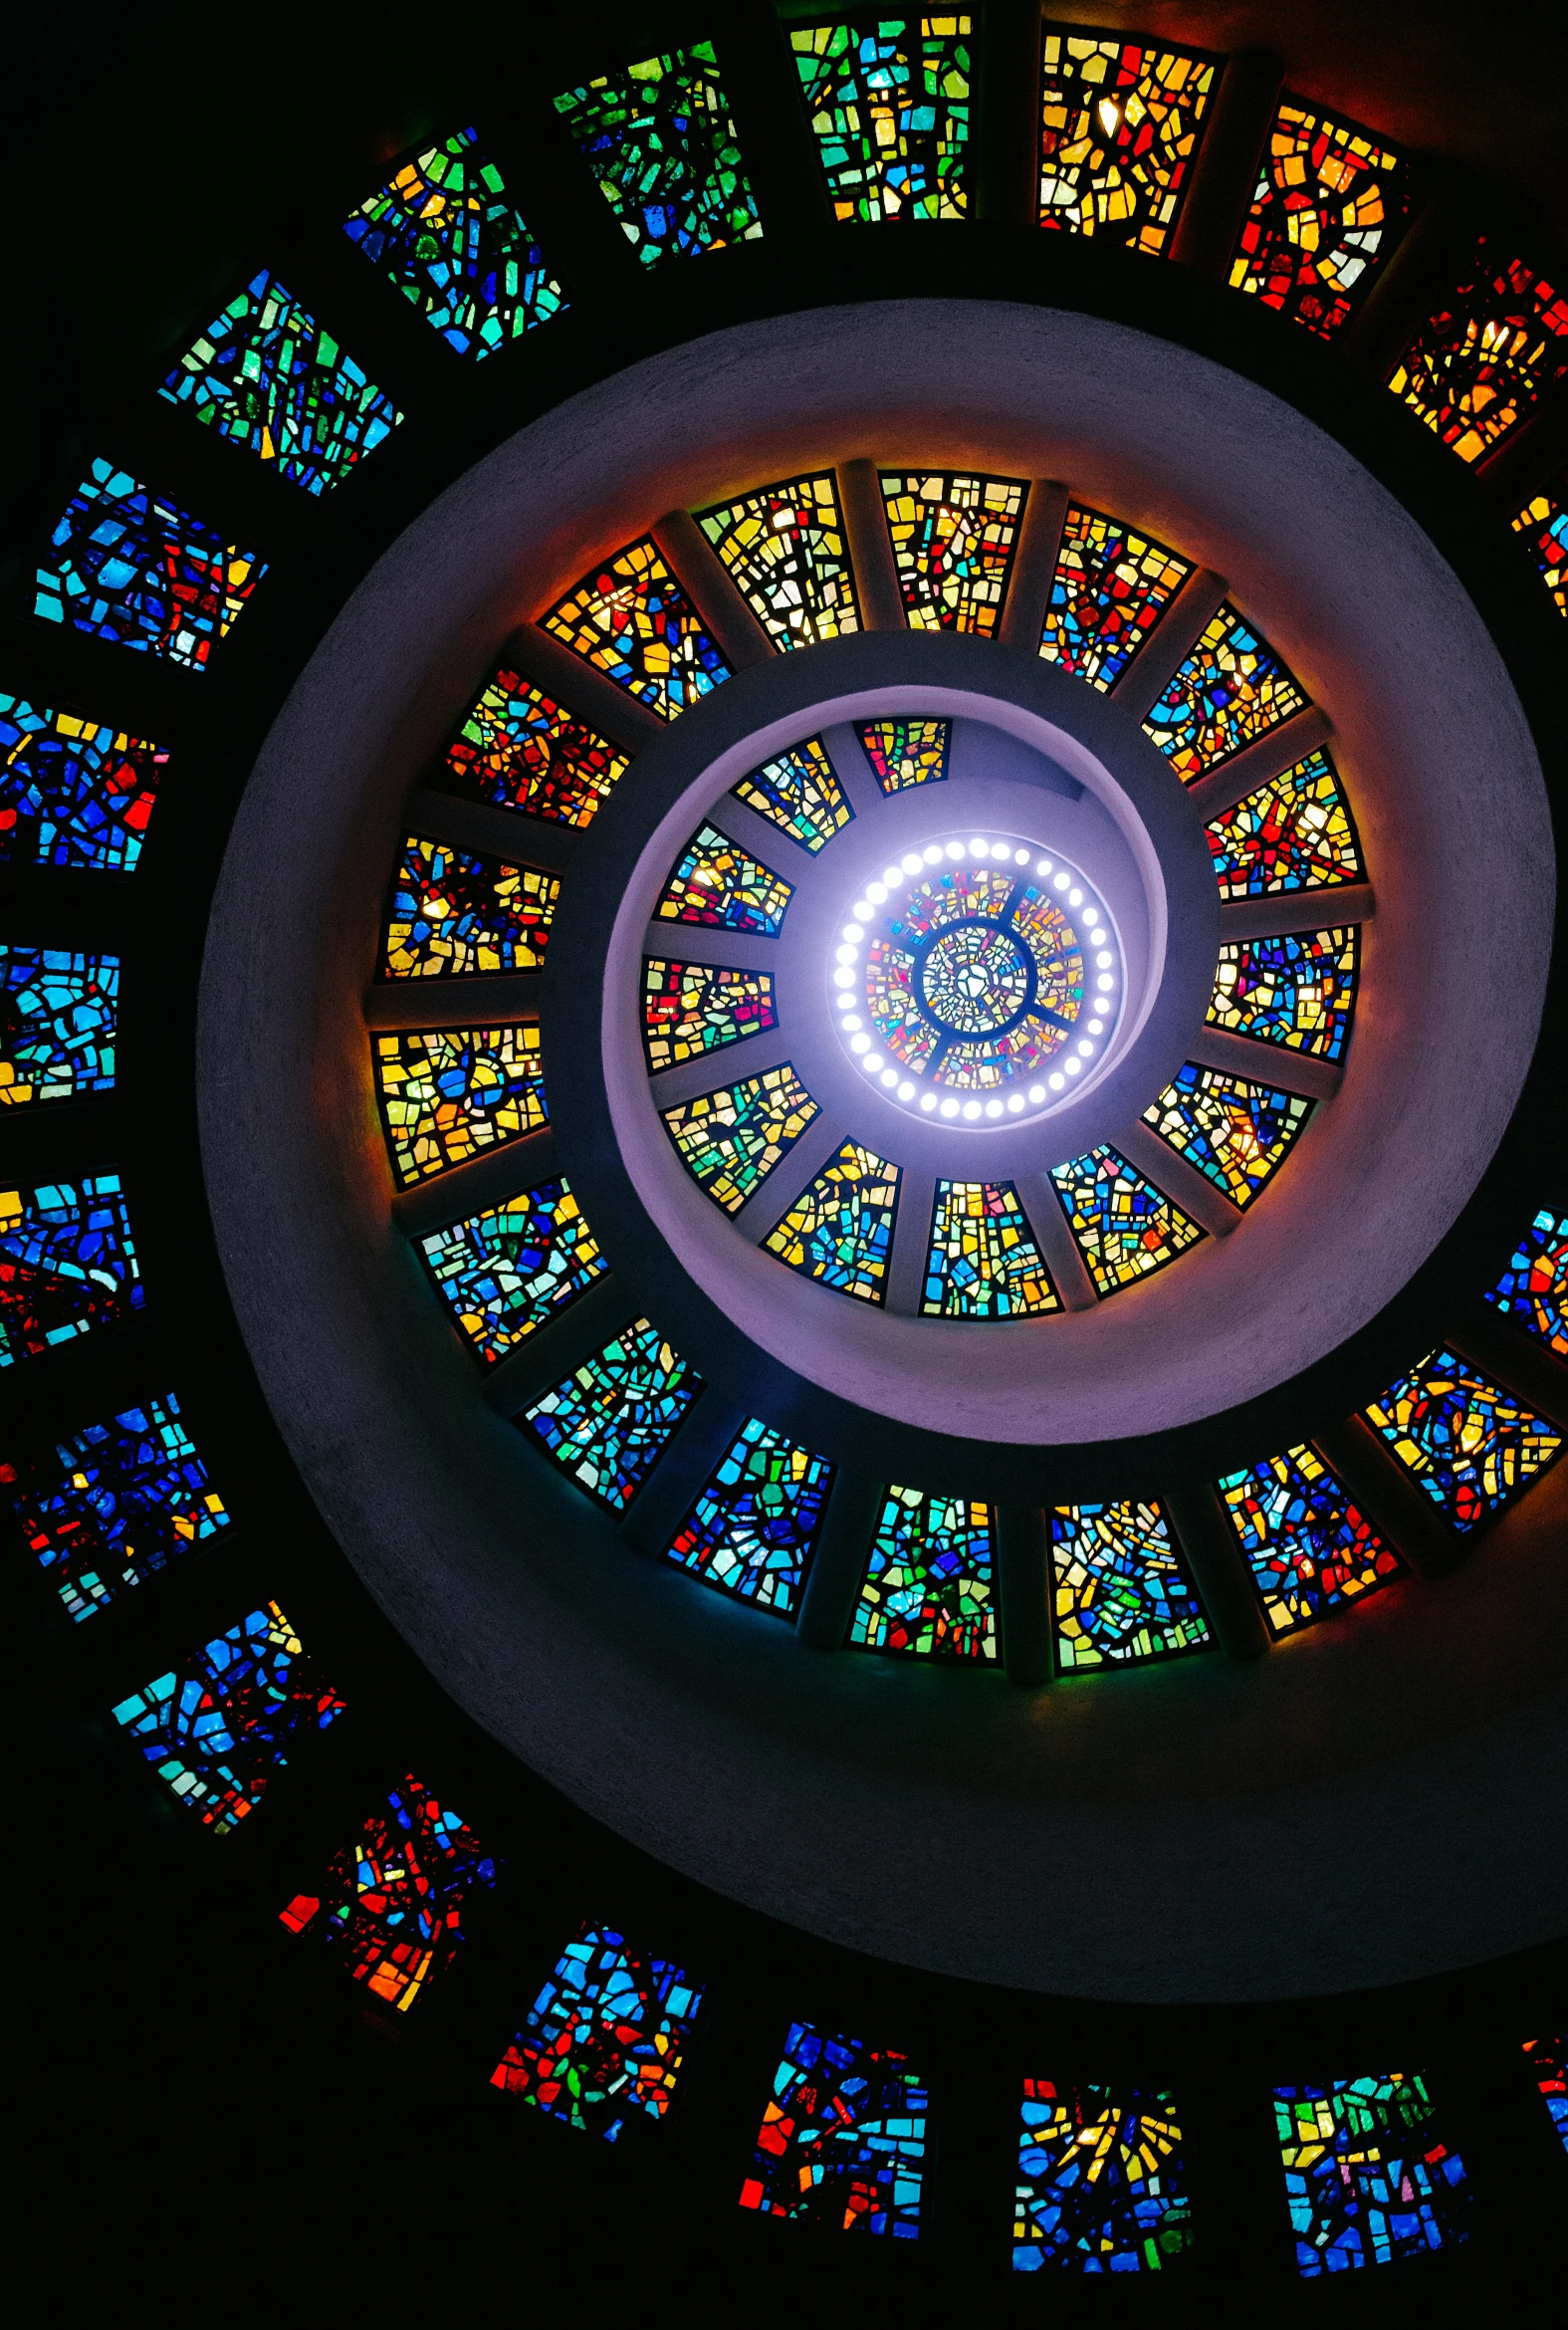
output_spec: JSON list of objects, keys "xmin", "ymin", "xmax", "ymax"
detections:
[
  {"xmin": 764, "ymin": 1140, "xmax": 901, "ymax": 1302},
  {"xmin": 2, "ymin": 1390, "xmax": 227, "ymax": 1623},
  {"xmin": 923, "ymin": 1182, "xmax": 1058, "ymax": 1317},
  {"xmin": 112, "ymin": 1602, "xmax": 344, "ymax": 1833},
  {"xmin": 1144, "ymin": 605, "xmax": 1308, "ymax": 781},
  {"xmin": 280, "ymin": 1774, "xmax": 499, "ymax": 2011},
  {"xmin": 555, "ymin": 43, "xmax": 761, "ymax": 266},
  {"xmin": 1275, "ymin": 2074, "xmax": 1469, "ymax": 2274},
  {"xmin": 857, "ymin": 718, "xmax": 951, "ymax": 794},
  {"xmin": 0, "ymin": 694, "xmax": 166, "ymax": 873},
  {"xmin": 1231, "ymin": 105, "xmax": 1412, "ymax": 340},
  {"xmin": 1362, "ymin": 1349, "xmax": 1561, "ymax": 1532},
  {"xmin": 1040, "ymin": 504, "xmax": 1192, "ymax": 691},
  {"xmin": 159, "ymin": 268, "xmax": 401, "ymax": 492},
  {"xmin": 1522, "ymin": 2036, "xmax": 1568, "ymax": 2155},
  {"xmin": 544, "ymin": 540, "xmax": 731, "ymax": 721},
  {"xmin": 731, "ymin": 737, "xmax": 852, "ymax": 853},
  {"xmin": 881, "ymin": 470, "xmax": 1025, "ymax": 635},
  {"xmin": 667, "ymin": 1418, "xmax": 833, "ymax": 1616},
  {"xmin": 419, "ymin": 1179, "xmax": 604, "ymax": 1365},
  {"xmin": 641, "ymin": 959, "xmax": 776, "ymax": 1074},
  {"xmin": 1051, "ymin": 1501, "xmax": 1210, "ymax": 1671},
  {"xmin": 374, "ymin": 1025, "xmax": 546, "ymax": 1186},
  {"xmin": 1143, "ymin": 1062, "xmax": 1313, "ymax": 1209},
  {"xmin": 0, "ymin": 946, "xmax": 117, "ymax": 1104},
  {"xmin": 524, "ymin": 1317, "xmax": 699, "ymax": 1511},
  {"xmin": 1050, "ymin": 1145, "xmax": 1205, "ymax": 1295},
  {"xmin": 0, "ymin": 1173, "xmax": 142, "ymax": 1367},
  {"xmin": 1511, "ymin": 477, "xmax": 1568, "ymax": 617},
  {"xmin": 1037, "ymin": 29, "xmax": 1216, "ymax": 256},
  {"xmin": 344, "ymin": 127, "xmax": 563, "ymax": 357},
  {"xmin": 1220, "ymin": 1444, "xmax": 1399, "ymax": 1635},
  {"xmin": 791, "ymin": 16, "xmax": 971, "ymax": 223},
  {"xmin": 441, "ymin": 668, "xmax": 630, "ymax": 829},
  {"xmin": 739, "ymin": 2021, "xmax": 927, "ymax": 2236},
  {"xmin": 381, "ymin": 834, "xmax": 558, "ymax": 978},
  {"xmin": 1482, "ymin": 1208, "xmax": 1568, "ymax": 1358},
  {"xmin": 850, "ymin": 1486, "xmax": 996, "ymax": 1659},
  {"xmin": 35, "ymin": 460, "xmax": 265, "ymax": 672},
  {"xmin": 491, "ymin": 1923, "xmax": 705, "ymax": 2140},
  {"xmin": 1388, "ymin": 237, "xmax": 1568, "ymax": 464},
  {"xmin": 655, "ymin": 823, "xmax": 792, "ymax": 934},
  {"xmin": 660, "ymin": 1066, "xmax": 818, "ymax": 1215},
  {"xmin": 698, "ymin": 473, "xmax": 858, "ymax": 650},
  {"xmin": 1014, "ymin": 2081, "xmax": 1193, "ymax": 2272},
  {"xmin": 1206, "ymin": 750, "xmax": 1362, "ymax": 898},
  {"xmin": 1208, "ymin": 928, "xmax": 1358, "ymax": 1062}
]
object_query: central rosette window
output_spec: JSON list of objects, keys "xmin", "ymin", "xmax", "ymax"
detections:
[{"xmin": 834, "ymin": 835, "xmax": 1120, "ymax": 1119}]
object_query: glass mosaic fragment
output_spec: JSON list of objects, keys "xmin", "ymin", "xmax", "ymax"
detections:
[
  {"xmin": 641, "ymin": 958, "xmax": 776, "ymax": 1074},
  {"xmin": 882, "ymin": 469, "xmax": 1025, "ymax": 635},
  {"xmin": 1220, "ymin": 1444, "xmax": 1399, "ymax": 1634},
  {"xmin": 0, "ymin": 1173, "xmax": 142, "ymax": 1366},
  {"xmin": 1482, "ymin": 1208, "xmax": 1568, "ymax": 1358},
  {"xmin": 1511, "ymin": 475, "xmax": 1568, "ymax": 616},
  {"xmin": 1144, "ymin": 604, "xmax": 1308, "ymax": 780},
  {"xmin": 731, "ymin": 736, "xmax": 852, "ymax": 853},
  {"xmin": 419, "ymin": 1179, "xmax": 604, "ymax": 1365},
  {"xmin": 556, "ymin": 42, "xmax": 761, "ymax": 265},
  {"xmin": 1362, "ymin": 1349, "xmax": 1561, "ymax": 1532},
  {"xmin": 0, "ymin": 694, "xmax": 166, "ymax": 873},
  {"xmin": 1014, "ymin": 2080, "xmax": 1193, "ymax": 2272},
  {"xmin": 857, "ymin": 717, "xmax": 951, "ymax": 793},
  {"xmin": 0, "ymin": 946, "xmax": 117, "ymax": 1104},
  {"xmin": 1231, "ymin": 104, "xmax": 1413, "ymax": 340},
  {"xmin": 1037, "ymin": 29, "xmax": 1217, "ymax": 255},
  {"xmin": 544, "ymin": 540, "xmax": 730, "ymax": 720},
  {"xmin": 660, "ymin": 1065, "xmax": 818, "ymax": 1215},
  {"xmin": 1051, "ymin": 1501, "xmax": 1210, "ymax": 1670},
  {"xmin": 1389, "ymin": 237, "xmax": 1568, "ymax": 463},
  {"xmin": 764, "ymin": 1141, "xmax": 900, "ymax": 1301},
  {"xmin": 492, "ymin": 1922, "xmax": 705, "ymax": 2140},
  {"xmin": 655, "ymin": 823, "xmax": 792, "ymax": 933},
  {"xmin": 374, "ymin": 1024, "xmax": 545, "ymax": 1185},
  {"xmin": 791, "ymin": 15, "xmax": 971, "ymax": 222},
  {"xmin": 922, "ymin": 1181, "xmax": 1058, "ymax": 1316},
  {"xmin": 1207, "ymin": 927, "xmax": 1358, "ymax": 1060},
  {"xmin": 698, "ymin": 472, "xmax": 858, "ymax": 649},
  {"xmin": 1142, "ymin": 1062, "xmax": 1313, "ymax": 1209},
  {"xmin": 1206, "ymin": 750, "xmax": 1361, "ymax": 897},
  {"xmin": 667, "ymin": 1418, "xmax": 833, "ymax": 1615},
  {"xmin": 442, "ymin": 667, "xmax": 630, "ymax": 828},
  {"xmin": 1275, "ymin": 2073, "xmax": 1469, "ymax": 2274},
  {"xmin": 524, "ymin": 1318, "xmax": 699, "ymax": 1510},
  {"xmin": 1050, "ymin": 1145, "xmax": 1204, "ymax": 1294},
  {"xmin": 381, "ymin": 834, "xmax": 558, "ymax": 978},
  {"xmin": 1040, "ymin": 504, "xmax": 1191, "ymax": 691},
  {"xmin": 850, "ymin": 1486, "xmax": 996, "ymax": 1659},
  {"xmin": 739, "ymin": 2020, "xmax": 927, "ymax": 2236},
  {"xmin": 35, "ymin": 460, "xmax": 265, "ymax": 671}
]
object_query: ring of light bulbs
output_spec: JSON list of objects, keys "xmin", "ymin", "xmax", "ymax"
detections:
[{"xmin": 831, "ymin": 832, "xmax": 1123, "ymax": 1123}]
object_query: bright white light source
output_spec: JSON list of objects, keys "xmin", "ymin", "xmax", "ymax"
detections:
[
  {"xmin": 1096, "ymin": 950, "xmax": 1114, "ymax": 968},
  {"xmin": 1068, "ymin": 886, "xmax": 1083, "ymax": 906},
  {"xmin": 1008, "ymin": 1092, "xmax": 1025, "ymax": 1113},
  {"xmin": 1049, "ymin": 1072, "xmax": 1065, "ymax": 1091},
  {"xmin": 970, "ymin": 836, "xmax": 989, "ymax": 855},
  {"xmin": 1077, "ymin": 1040, "xmax": 1094, "ymax": 1057},
  {"xmin": 1065, "ymin": 1056, "xmax": 1082, "ymax": 1076},
  {"xmin": 850, "ymin": 1033, "xmax": 871, "ymax": 1053},
  {"xmin": 901, "ymin": 852, "xmax": 923, "ymax": 875},
  {"xmin": 835, "ymin": 943, "xmax": 858, "ymax": 966},
  {"xmin": 962, "ymin": 1100, "xmax": 983, "ymax": 1120},
  {"xmin": 882, "ymin": 866, "xmax": 904, "ymax": 887},
  {"xmin": 864, "ymin": 1051, "xmax": 884, "ymax": 1072},
  {"xmin": 1088, "ymin": 1019, "xmax": 1104, "ymax": 1037},
  {"xmin": 842, "ymin": 922, "xmax": 864, "ymax": 943},
  {"xmin": 923, "ymin": 844, "xmax": 944, "ymax": 864},
  {"xmin": 881, "ymin": 1067, "xmax": 899, "ymax": 1088},
  {"xmin": 985, "ymin": 1099, "xmax": 1004, "ymax": 1118},
  {"xmin": 920, "ymin": 1091, "xmax": 938, "ymax": 1112},
  {"xmin": 1035, "ymin": 857, "xmax": 1053, "ymax": 877},
  {"xmin": 1014, "ymin": 847, "xmax": 1031, "ymax": 866},
  {"xmin": 866, "ymin": 881, "xmax": 887, "ymax": 904},
  {"xmin": 940, "ymin": 1097, "xmax": 960, "ymax": 1118},
  {"xmin": 1027, "ymin": 1084, "xmax": 1046, "ymax": 1103},
  {"xmin": 945, "ymin": 839, "xmax": 964, "ymax": 859},
  {"xmin": 833, "ymin": 968, "xmax": 855, "ymax": 989},
  {"xmin": 1097, "ymin": 974, "xmax": 1115, "ymax": 992},
  {"xmin": 897, "ymin": 1080, "xmax": 915, "ymax": 1101},
  {"xmin": 1053, "ymin": 870, "xmax": 1070, "ymax": 891}
]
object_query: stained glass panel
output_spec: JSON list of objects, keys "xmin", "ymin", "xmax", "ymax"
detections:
[
  {"xmin": 1511, "ymin": 477, "xmax": 1568, "ymax": 616},
  {"xmin": 850, "ymin": 1486, "xmax": 996, "ymax": 1659},
  {"xmin": 1014, "ymin": 2080, "xmax": 1193, "ymax": 2273},
  {"xmin": 1037, "ymin": 29, "xmax": 1217, "ymax": 255},
  {"xmin": 1040, "ymin": 504, "xmax": 1192, "ymax": 691},
  {"xmin": 381, "ymin": 834, "xmax": 558, "ymax": 978},
  {"xmin": 881, "ymin": 469, "xmax": 1025, "ymax": 635},
  {"xmin": 492, "ymin": 1922, "xmax": 705, "ymax": 2140},
  {"xmin": 419, "ymin": 1179, "xmax": 604, "ymax": 1365},
  {"xmin": 1275, "ymin": 2074, "xmax": 1469, "ymax": 2274},
  {"xmin": 1362, "ymin": 1349, "xmax": 1561, "ymax": 1532},
  {"xmin": 544, "ymin": 540, "xmax": 730, "ymax": 721},
  {"xmin": 642, "ymin": 958, "xmax": 776, "ymax": 1073},
  {"xmin": 1051, "ymin": 1501, "xmax": 1210, "ymax": 1670},
  {"xmin": 1144, "ymin": 605, "xmax": 1308, "ymax": 781},
  {"xmin": 739, "ymin": 2021, "xmax": 927, "ymax": 2236},
  {"xmin": 1143, "ymin": 1062, "xmax": 1313, "ymax": 1209},
  {"xmin": 35, "ymin": 460, "xmax": 265, "ymax": 671},
  {"xmin": 667, "ymin": 1418, "xmax": 833, "ymax": 1615},
  {"xmin": 0, "ymin": 694, "xmax": 166, "ymax": 873},
  {"xmin": 698, "ymin": 473, "xmax": 858, "ymax": 650},
  {"xmin": 655, "ymin": 823, "xmax": 792, "ymax": 934},
  {"xmin": 374, "ymin": 1025, "xmax": 545, "ymax": 1186},
  {"xmin": 555, "ymin": 42, "xmax": 761, "ymax": 266},
  {"xmin": 442, "ymin": 668, "xmax": 630, "ymax": 829},
  {"xmin": 1207, "ymin": 927, "xmax": 1358, "ymax": 1061},
  {"xmin": 0, "ymin": 1173, "xmax": 142, "ymax": 1367},
  {"xmin": 1522, "ymin": 2036, "xmax": 1568, "ymax": 2155},
  {"xmin": 1482, "ymin": 1208, "xmax": 1568, "ymax": 1358},
  {"xmin": 661, "ymin": 1065, "xmax": 818, "ymax": 1215},
  {"xmin": 0, "ymin": 946, "xmax": 117, "ymax": 1104},
  {"xmin": 857, "ymin": 718, "xmax": 951, "ymax": 793},
  {"xmin": 731, "ymin": 737, "xmax": 852, "ymax": 853},
  {"xmin": 1220, "ymin": 1444, "xmax": 1399, "ymax": 1635},
  {"xmin": 764, "ymin": 1141, "xmax": 900, "ymax": 1302},
  {"xmin": 1050, "ymin": 1145, "xmax": 1204, "ymax": 1295},
  {"xmin": 923, "ymin": 1181, "xmax": 1058, "ymax": 1317},
  {"xmin": 791, "ymin": 16, "xmax": 971, "ymax": 223},
  {"xmin": 1231, "ymin": 105, "xmax": 1412, "ymax": 340},
  {"xmin": 1206, "ymin": 750, "xmax": 1362, "ymax": 897},
  {"xmin": 113, "ymin": 1602, "xmax": 344, "ymax": 1833},
  {"xmin": 524, "ymin": 1318, "xmax": 699, "ymax": 1510},
  {"xmin": 1389, "ymin": 237, "xmax": 1568, "ymax": 463}
]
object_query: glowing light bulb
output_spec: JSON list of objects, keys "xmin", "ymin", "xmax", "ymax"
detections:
[
  {"xmin": 866, "ymin": 881, "xmax": 887, "ymax": 904},
  {"xmin": 962, "ymin": 1100, "xmax": 983, "ymax": 1120},
  {"xmin": 920, "ymin": 1091, "xmax": 938, "ymax": 1112}
]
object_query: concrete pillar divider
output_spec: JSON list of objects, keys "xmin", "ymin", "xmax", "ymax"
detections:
[
  {"xmin": 363, "ymin": 971, "xmax": 543, "ymax": 1035},
  {"xmin": 1443, "ymin": 1301, "xmax": 1568, "ymax": 1437},
  {"xmin": 1183, "ymin": 702, "xmax": 1335, "ymax": 824},
  {"xmin": 389, "ymin": 1124, "xmax": 559, "ymax": 1243},
  {"xmin": 836, "ymin": 457, "xmax": 908, "ymax": 633},
  {"xmin": 795, "ymin": 1468, "xmax": 888, "ymax": 1649},
  {"xmin": 1167, "ymin": 49, "xmax": 1285, "ymax": 281},
  {"xmin": 733, "ymin": 1113, "xmax": 848, "ymax": 1246},
  {"xmin": 1159, "ymin": 1478, "xmax": 1270, "ymax": 1660},
  {"xmin": 817, "ymin": 718, "xmax": 890, "ymax": 822},
  {"xmin": 975, "ymin": 0, "xmax": 1044, "ymax": 226},
  {"xmin": 1185, "ymin": 1022, "xmax": 1342, "ymax": 1105},
  {"xmin": 1015, "ymin": 1170, "xmax": 1098, "ymax": 1311},
  {"xmin": 997, "ymin": 479, "xmax": 1069, "ymax": 654},
  {"xmin": 884, "ymin": 1167, "xmax": 937, "ymax": 1316},
  {"xmin": 651, "ymin": 507, "xmax": 777, "ymax": 675},
  {"xmin": 1107, "ymin": 569, "xmax": 1230, "ymax": 726},
  {"xmin": 403, "ymin": 785, "xmax": 583, "ymax": 880},
  {"xmin": 1476, "ymin": 384, "xmax": 1568, "ymax": 512},
  {"xmin": 619, "ymin": 1389, "xmax": 750, "ymax": 1556},
  {"xmin": 648, "ymin": 1024, "xmax": 796, "ymax": 1114},
  {"xmin": 481, "ymin": 1272, "xmax": 633, "ymax": 1420},
  {"xmin": 1338, "ymin": 184, "xmax": 1473, "ymax": 382},
  {"xmin": 510, "ymin": 621, "xmax": 666, "ymax": 758},
  {"xmin": 1312, "ymin": 1414, "xmax": 1461, "ymax": 1582},
  {"xmin": 1113, "ymin": 1116, "xmax": 1243, "ymax": 1240},
  {"xmin": 1218, "ymin": 882, "xmax": 1375, "ymax": 945},
  {"xmin": 997, "ymin": 1503, "xmax": 1055, "ymax": 1684}
]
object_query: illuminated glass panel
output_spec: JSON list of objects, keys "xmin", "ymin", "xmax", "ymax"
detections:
[
  {"xmin": 1051, "ymin": 1501, "xmax": 1210, "ymax": 1671},
  {"xmin": 544, "ymin": 540, "xmax": 730, "ymax": 721},
  {"xmin": 442, "ymin": 668, "xmax": 629, "ymax": 829},
  {"xmin": 660, "ymin": 1066, "xmax": 818, "ymax": 1215},
  {"xmin": 642, "ymin": 958, "xmax": 776, "ymax": 1073},
  {"xmin": 0, "ymin": 694, "xmax": 166, "ymax": 873},
  {"xmin": 881, "ymin": 469, "xmax": 1025, "ymax": 635},
  {"xmin": 739, "ymin": 2021, "xmax": 927, "ymax": 2236},
  {"xmin": 699, "ymin": 473, "xmax": 858, "ymax": 650},
  {"xmin": 764, "ymin": 1140, "xmax": 900, "ymax": 1302},
  {"xmin": 1014, "ymin": 2081, "xmax": 1193, "ymax": 2273},
  {"xmin": 1362, "ymin": 1349, "xmax": 1561, "ymax": 1532},
  {"xmin": 1037, "ymin": 29, "xmax": 1216, "ymax": 256},
  {"xmin": 524, "ymin": 1317, "xmax": 700, "ymax": 1510},
  {"xmin": 381, "ymin": 834, "xmax": 558, "ymax": 978},
  {"xmin": 1207, "ymin": 927, "xmax": 1358, "ymax": 1061},
  {"xmin": 857, "ymin": 718, "xmax": 951, "ymax": 793},
  {"xmin": 667, "ymin": 1418, "xmax": 833, "ymax": 1616},
  {"xmin": 112, "ymin": 1602, "xmax": 344, "ymax": 1833},
  {"xmin": 1050, "ymin": 1145, "xmax": 1204, "ymax": 1295},
  {"xmin": 850, "ymin": 1486, "xmax": 996, "ymax": 1660},
  {"xmin": 655, "ymin": 823, "xmax": 792, "ymax": 934},
  {"xmin": 2, "ymin": 1391, "xmax": 228, "ymax": 1624},
  {"xmin": 1275, "ymin": 2074, "xmax": 1468, "ymax": 2274},
  {"xmin": 923, "ymin": 1181, "xmax": 1058, "ymax": 1317},
  {"xmin": 1512, "ymin": 477, "xmax": 1568, "ymax": 617},
  {"xmin": 1143, "ymin": 1062, "xmax": 1313, "ymax": 1209},
  {"xmin": 1206, "ymin": 750, "xmax": 1362, "ymax": 897},
  {"xmin": 1483, "ymin": 1208, "xmax": 1568, "ymax": 1358},
  {"xmin": 492, "ymin": 1922, "xmax": 705, "ymax": 2140},
  {"xmin": 159, "ymin": 268, "xmax": 400, "ymax": 491},
  {"xmin": 1220, "ymin": 1444, "xmax": 1399, "ymax": 1635},
  {"xmin": 344, "ymin": 127, "xmax": 562, "ymax": 357},
  {"xmin": 1040, "ymin": 504, "xmax": 1192, "ymax": 691},
  {"xmin": 373, "ymin": 1025, "xmax": 546, "ymax": 1186},
  {"xmin": 0, "ymin": 946, "xmax": 117, "ymax": 1104},
  {"xmin": 1144, "ymin": 605, "xmax": 1308, "ymax": 780},
  {"xmin": 280, "ymin": 1774, "xmax": 499, "ymax": 2011},
  {"xmin": 791, "ymin": 16, "xmax": 971, "ymax": 223},
  {"xmin": 0, "ymin": 1173, "xmax": 142, "ymax": 1368},
  {"xmin": 1231, "ymin": 104, "xmax": 1412, "ymax": 340},
  {"xmin": 1389, "ymin": 237, "xmax": 1568, "ymax": 463},
  {"xmin": 419, "ymin": 1179, "xmax": 604, "ymax": 1365},
  {"xmin": 555, "ymin": 42, "xmax": 761, "ymax": 266},
  {"xmin": 35, "ymin": 460, "xmax": 265, "ymax": 672},
  {"xmin": 1522, "ymin": 2036, "xmax": 1568, "ymax": 2155},
  {"xmin": 731, "ymin": 737, "xmax": 852, "ymax": 853}
]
